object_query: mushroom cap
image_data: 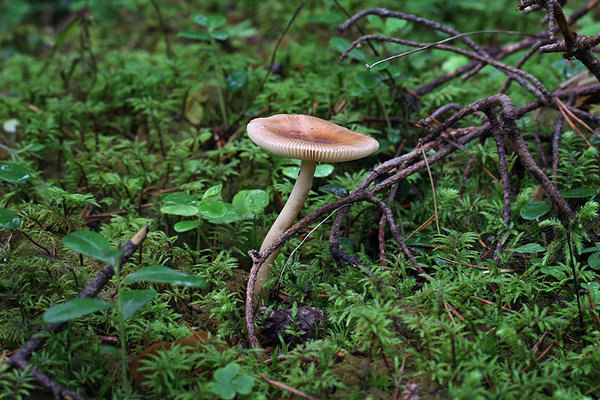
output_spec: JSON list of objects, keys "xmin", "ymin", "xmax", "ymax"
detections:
[{"xmin": 247, "ymin": 114, "xmax": 379, "ymax": 162}]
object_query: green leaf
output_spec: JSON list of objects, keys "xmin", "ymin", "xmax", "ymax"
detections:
[
  {"xmin": 215, "ymin": 363, "xmax": 240, "ymax": 382},
  {"xmin": 514, "ymin": 243, "xmax": 545, "ymax": 254},
  {"xmin": 121, "ymin": 289, "xmax": 156, "ymax": 319},
  {"xmin": 62, "ymin": 231, "xmax": 123, "ymax": 266},
  {"xmin": 161, "ymin": 194, "xmax": 200, "ymax": 215},
  {"xmin": 560, "ymin": 188, "xmax": 598, "ymax": 198},
  {"xmin": 329, "ymin": 37, "xmax": 350, "ymax": 53},
  {"xmin": 582, "ymin": 245, "xmax": 600, "ymax": 254},
  {"xmin": 404, "ymin": 237, "xmax": 434, "ymax": 246},
  {"xmin": 314, "ymin": 164, "xmax": 334, "ymax": 178},
  {"xmin": 282, "ymin": 166, "xmax": 300, "ymax": 179},
  {"xmin": 198, "ymin": 201, "xmax": 227, "ymax": 219},
  {"xmin": 205, "ymin": 15, "xmax": 227, "ymax": 30},
  {"xmin": 202, "ymin": 184, "xmax": 223, "ymax": 201},
  {"xmin": 354, "ymin": 70, "xmax": 382, "ymax": 89},
  {"xmin": 329, "ymin": 37, "xmax": 365, "ymax": 61},
  {"xmin": 366, "ymin": 15, "xmax": 385, "ymax": 30},
  {"xmin": 0, "ymin": 0, "xmax": 30, "ymax": 29},
  {"xmin": 226, "ymin": 69, "xmax": 247, "ymax": 93},
  {"xmin": 540, "ymin": 267, "xmax": 566, "ymax": 279},
  {"xmin": 178, "ymin": 30, "xmax": 210, "ymax": 41},
  {"xmin": 231, "ymin": 375, "xmax": 254, "ymax": 394},
  {"xmin": 320, "ymin": 184, "xmax": 348, "ymax": 197},
  {"xmin": 126, "ymin": 265, "xmax": 206, "ymax": 288},
  {"xmin": 385, "ymin": 18, "xmax": 407, "ymax": 33},
  {"xmin": 212, "ymin": 384, "xmax": 236, "ymax": 400},
  {"xmin": 232, "ymin": 190, "xmax": 268, "ymax": 218},
  {"xmin": 520, "ymin": 201, "xmax": 551, "ymax": 220},
  {"xmin": 210, "ymin": 30, "xmax": 229, "ymax": 41},
  {"xmin": 207, "ymin": 203, "xmax": 242, "ymax": 224},
  {"xmin": 174, "ymin": 220, "xmax": 201, "ymax": 233},
  {"xmin": 162, "ymin": 193, "xmax": 199, "ymax": 206},
  {"xmin": 589, "ymin": 252, "xmax": 600, "ymax": 270},
  {"xmin": 283, "ymin": 164, "xmax": 334, "ymax": 179},
  {"xmin": 192, "ymin": 14, "xmax": 208, "ymax": 26},
  {"xmin": 0, "ymin": 163, "xmax": 31, "ymax": 183},
  {"xmin": 211, "ymin": 362, "xmax": 254, "ymax": 399},
  {"xmin": 387, "ymin": 128, "xmax": 402, "ymax": 144},
  {"xmin": 0, "ymin": 208, "xmax": 21, "ymax": 230},
  {"xmin": 43, "ymin": 298, "xmax": 112, "ymax": 324},
  {"xmin": 160, "ymin": 205, "xmax": 200, "ymax": 216},
  {"xmin": 441, "ymin": 55, "xmax": 469, "ymax": 73},
  {"xmin": 100, "ymin": 345, "xmax": 120, "ymax": 357},
  {"xmin": 584, "ymin": 282, "xmax": 600, "ymax": 304}
]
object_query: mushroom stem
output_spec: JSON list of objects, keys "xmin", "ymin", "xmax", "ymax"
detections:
[{"xmin": 255, "ymin": 159, "xmax": 317, "ymax": 303}]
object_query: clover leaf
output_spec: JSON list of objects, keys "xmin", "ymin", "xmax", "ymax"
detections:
[{"xmin": 211, "ymin": 363, "xmax": 254, "ymax": 399}]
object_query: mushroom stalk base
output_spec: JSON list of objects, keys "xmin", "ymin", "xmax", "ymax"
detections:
[{"xmin": 254, "ymin": 160, "xmax": 317, "ymax": 304}]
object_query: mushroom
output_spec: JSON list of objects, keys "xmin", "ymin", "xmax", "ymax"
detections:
[{"xmin": 247, "ymin": 114, "xmax": 379, "ymax": 303}]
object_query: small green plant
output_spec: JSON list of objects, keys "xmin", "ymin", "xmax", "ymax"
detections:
[
  {"xmin": 43, "ymin": 230, "xmax": 206, "ymax": 393},
  {"xmin": 0, "ymin": 362, "xmax": 35, "ymax": 400},
  {"xmin": 0, "ymin": 207, "xmax": 21, "ymax": 230},
  {"xmin": 160, "ymin": 184, "xmax": 268, "ymax": 250},
  {"xmin": 210, "ymin": 362, "xmax": 254, "ymax": 400}
]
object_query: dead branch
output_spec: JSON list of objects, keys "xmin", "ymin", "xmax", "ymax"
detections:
[
  {"xmin": 339, "ymin": 33, "xmax": 551, "ymax": 101},
  {"xmin": 246, "ymin": 3, "xmax": 600, "ymax": 349},
  {"xmin": 518, "ymin": 0, "xmax": 600, "ymax": 81}
]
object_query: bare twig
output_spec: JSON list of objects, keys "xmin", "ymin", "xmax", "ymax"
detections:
[
  {"xmin": 339, "ymin": 33, "xmax": 551, "ymax": 101},
  {"xmin": 245, "ymin": 4, "xmax": 600, "ymax": 348},
  {"xmin": 419, "ymin": 140, "xmax": 440, "ymax": 234},
  {"xmin": 260, "ymin": 374, "xmax": 322, "ymax": 400},
  {"xmin": 520, "ymin": 0, "xmax": 600, "ymax": 81},
  {"xmin": 338, "ymin": 8, "xmax": 491, "ymax": 57}
]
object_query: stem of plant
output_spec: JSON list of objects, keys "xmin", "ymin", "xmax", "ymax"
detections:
[
  {"xmin": 112, "ymin": 258, "xmax": 130, "ymax": 393},
  {"xmin": 16, "ymin": 285, "xmax": 29, "ymax": 333},
  {"xmin": 566, "ymin": 230, "xmax": 584, "ymax": 331},
  {"xmin": 210, "ymin": 37, "xmax": 228, "ymax": 124},
  {"xmin": 196, "ymin": 223, "xmax": 202, "ymax": 252},
  {"xmin": 374, "ymin": 90, "xmax": 393, "ymax": 138}
]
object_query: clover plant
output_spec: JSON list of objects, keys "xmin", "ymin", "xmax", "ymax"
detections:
[
  {"xmin": 161, "ymin": 184, "xmax": 268, "ymax": 249},
  {"xmin": 210, "ymin": 362, "xmax": 254, "ymax": 400}
]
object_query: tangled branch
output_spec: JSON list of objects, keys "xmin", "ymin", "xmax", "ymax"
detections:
[{"xmin": 246, "ymin": 2, "xmax": 600, "ymax": 349}]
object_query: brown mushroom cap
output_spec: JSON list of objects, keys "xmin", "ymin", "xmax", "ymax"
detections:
[{"xmin": 247, "ymin": 114, "xmax": 379, "ymax": 162}]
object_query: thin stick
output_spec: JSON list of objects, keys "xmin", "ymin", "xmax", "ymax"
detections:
[
  {"xmin": 406, "ymin": 214, "xmax": 437, "ymax": 240},
  {"xmin": 183, "ymin": 320, "xmax": 207, "ymax": 345},
  {"xmin": 535, "ymin": 342, "xmax": 557, "ymax": 362},
  {"xmin": 555, "ymin": 96, "xmax": 598, "ymax": 143},
  {"xmin": 391, "ymin": 353, "xmax": 411, "ymax": 400},
  {"xmin": 420, "ymin": 141, "xmax": 440, "ymax": 234},
  {"xmin": 436, "ymin": 256, "xmax": 487, "ymax": 270},
  {"xmin": 260, "ymin": 374, "xmax": 321, "ymax": 400},
  {"xmin": 366, "ymin": 30, "xmax": 532, "ymax": 69},
  {"xmin": 276, "ymin": 206, "xmax": 349, "ymax": 290},
  {"xmin": 566, "ymin": 230, "xmax": 584, "ymax": 331},
  {"xmin": 555, "ymin": 98, "xmax": 592, "ymax": 146}
]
